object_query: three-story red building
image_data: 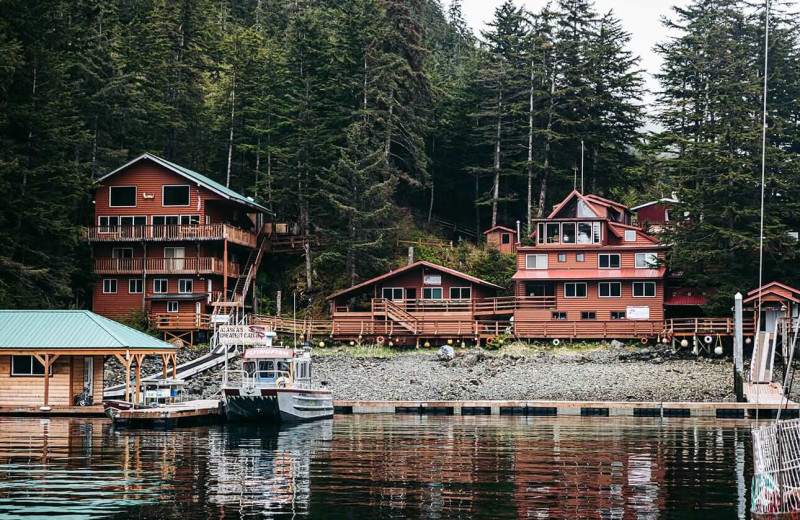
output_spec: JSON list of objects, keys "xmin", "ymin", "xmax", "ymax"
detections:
[
  {"xmin": 512, "ymin": 191, "xmax": 666, "ymax": 340},
  {"xmin": 82, "ymin": 153, "xmax": 268, "ymax": 343}
]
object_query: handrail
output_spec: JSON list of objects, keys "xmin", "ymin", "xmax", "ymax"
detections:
[
  {"xmin": 82, "ymin": 224, "xmax": 257, "ymax": 247},
  {"xmin": 150, "ymin": 313, "xmax": 212, "ymax": 330},
  {"xmin": 93, "ymin": 257, "xmax": 239, "ymax": 277}
]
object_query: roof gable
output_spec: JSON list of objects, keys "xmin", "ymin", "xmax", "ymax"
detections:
[
  {"xmin": 99, "ymin": 153, "xmax": 268, "ymax": 213},
  {"xmin": 744, "ymin": 282, "xmax": 800, "ymax": 303},
  {"xmin": 548, "ymin": 191, "xmax": 603, "ymax": 219},
  {"xmin": 483, "ymin": 225, "xmax": 516, "ymax": 235}
]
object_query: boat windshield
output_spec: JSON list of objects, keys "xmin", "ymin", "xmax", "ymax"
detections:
[{"xmin": 249, "ymin": 358, "xmax": 292, "ymax": 382}]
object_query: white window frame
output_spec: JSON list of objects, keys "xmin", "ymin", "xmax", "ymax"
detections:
[
  {"xmin": 153, "ymin": 279, "xmax": 168, "ymax": 294},
  {"xmin": 449, "ymin": 287, "xmax": 472, "ymax": 300},
  {"xmin": 624, "ymin": 229, "xmax": 637, "ymax": 242},
  {"xmin": 178, "ymin": 279, "xmax": 193, "ymax": 294},
  {"xmin": 97, "ymin": 215, "xmax": 120, "ymax": 233},
  {"xmin": 11, "ymin": 355, "xmax": 52, "ymax": 376},
  {"xmin": 109, "ymin": 186, "xmax": 137, "ymax": 207},
  {"xmin": 551, "ymin": 311, "xmax": 567, "ymax": 320},
  {"xmin": 162, "ymin": 185, "xmax": 191, "ymax": 207},
  {"xmin": 166, "ymin": 301, "xmax": 179, "ymax": 313},
  {"xmin": 129, "ymin": 279, "xmax": 143, "ymax": 294},
  {"xmin": 102, "ymin": 279, "xmax": 117, "ymax": 294},
  {"xmin": 564, "ymin": 282, "xmax": 587, "ymax": 299},
  {"xmin": 576, "ymin": 253, "xmax": 585, "ymax": 262},
  {"xmin": 598, "ymin": 253, "xmax": 621, "ymax": 269},
  {"xmin": 633, "ymin": 281, "xmax": 657, "ymax": 298},
  {"xmin": 526, "ymin": 254, "xmax": 548, "ymax": 270},
  {"xmin": 611, "ymin": 311, "xmax": 626, "ymax": 320},
  {"xmin": 423, "ymin": 287, "xmax": 443, "ymax": 300},
  {"xmin": 635, "ymin": 252, "xmax": 659, "ymax": 269},
  {"xmin": 598, "ymin": 282, "xmax": 622, "ymax": 298},
  {"xmin": 381, "ymin": 287, "xmax": 404, "ymax": 300}
]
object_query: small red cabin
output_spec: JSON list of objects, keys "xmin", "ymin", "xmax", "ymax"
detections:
[
  {"xmin": 483, "ymin": 225, "xmax": 518, "ymax": 254},
  {"xmin": 326, "ymin": 261, "xmax": 502, "ymax": 345}
]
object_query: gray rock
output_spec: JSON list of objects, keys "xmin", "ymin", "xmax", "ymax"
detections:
[
  {"xmin": 437, "ymin": 345, "xmax": 455, "ymax": 361},
  {"xmin": 610, "ymin": 340, "xmax": 625, "ymax": 349}
]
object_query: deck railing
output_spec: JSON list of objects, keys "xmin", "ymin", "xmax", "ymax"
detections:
[
  {"xmin": 661, "ymin": 318, "xmax": 755, "ymax": 337},
  {"xmin": 150, "ymin": 313, "xmax": 212, "ymax": 330},
  {"xmin": 333, "ymin": 296, "xmax": 557, "ymax": 317},
  {"xmin": 82, "ymin": 224, "xmax": 256, "ymax": 247},
  {"xmin": 93, "ymin": 257, "xmax": 240, "ymax": 277}
]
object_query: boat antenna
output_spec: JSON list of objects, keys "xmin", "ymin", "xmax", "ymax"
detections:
[{"xmin": 293, "ymin": 291, "xmax": 297, "ymax": 348}]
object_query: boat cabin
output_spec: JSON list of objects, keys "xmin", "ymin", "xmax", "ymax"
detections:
[
  {"xmin": 483, "ymin": 225, "xmax": 518, "ymax": 254},
  {"xmin": 240, "ymin": 347, "xmax": 312, "ymax": 389}
]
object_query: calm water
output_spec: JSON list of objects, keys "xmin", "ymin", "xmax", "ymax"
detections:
[{"xmin": 0, "ymin": 415, "xmax": 755, "ymax": 519}]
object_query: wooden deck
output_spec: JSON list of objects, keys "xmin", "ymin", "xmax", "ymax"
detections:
[
  {"xmin": 0, "ymin": 404, "xmax": 105, "ymax": 416},
  {"xmin": 743, "ymin": 382, "xmax": 796, "ymax": 406},
  {"xmin": 113, "ymin": 399, "xmax": 222, "ymax": 427},
  {"xmin": 93, "ymin": 257, "xmax": 240, "ymax": 277},
  {"xmin": 82, "ymin": 224, "xmax": 257, "ymax": 247}
]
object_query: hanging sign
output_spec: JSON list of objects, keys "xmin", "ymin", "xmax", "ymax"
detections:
[
  {"xmin": 218, "ymin": 325, "xmax": 275, "ymax": 345},
  {"xmin": 626, "ymin": 306, "xmax": 651, "ymax": 320},
  {"xmin": 423, "ymin": 274, "xmax": 441, "ymax": 285}
]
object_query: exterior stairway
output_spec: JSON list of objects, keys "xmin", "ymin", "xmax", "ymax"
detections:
[
  {"xmin": 231, "ymin": 227, "xmax": 270, "ymax": 306},
  {"xmin": 379, "ymin": 299, "xmax": 419, "ymax": 334}
]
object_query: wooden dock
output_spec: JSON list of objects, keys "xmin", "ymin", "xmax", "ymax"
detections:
[
  {"xmin": 112, "ymin": 399, "xmax": 223, "ymax": 428},
  {"xmin": 0, "ymin": 404, "xmax": 105, "ymax": 416},
  {"xmin": 743, "ymin": 382, "xmax": 795, "ymax": 406}
]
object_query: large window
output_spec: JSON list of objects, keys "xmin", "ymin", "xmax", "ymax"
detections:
[
  {"xmin": 129, "ymin": 279, "xmax": 143, "ymax": 294},
  {"xmin": 633, "ymin": 281, "xmax": 656, "ymax": 298},
  {"xmin": 102, "ymin": 279, "xmax": 117, "ymax": 294},
  {"xmin": 162, "ymin": 185, "xmax": 190, "ymax": 206},
  {"xmin": 450, "ymin": 287, "xmax": 471, "ymax": 300},
  {"xmin": 153, "ymin": 279, "xmax": 168, "ymax": 293},
  {"xmin": 423, "ymin": 287, "xmax": 443, "ymax": 299},
  {"xmin": 564, "ymin": 282, "xmax": 587, "ymax": 298},
  {"xmin": 635, "ymin": 252, "xmax": 659, "ymax": 269},
  {"xmin": 112, "ymin": 248, "xmax": 133, "ymax": 259},
  {"xmin": 538, "ymin": 222, "xmax": 601, "ymax": 245},
  {"xmin": 526, "ymin": 254, "xmax": 548, "ymax": 270},
  {"xmin": 577, "ymin": 222, "xmax": 593, "ymax": 244},
  {"xmin": 120, "ymin": 216, "xmax": 147, "ymax": 226},
  {"xmin": 178, "ymin": 279, "xmax": 193, "ymax": 294},
  {"xmin": 381, "ymin": 287, "xmax": 404, "ymax": 300},
  {"xmin": 598, "ymin": 254, "xmax": 621, "ymax": 269},
  {"xmin": 546, "ymin": 223, "xmax": 560, "ymax": 244},
  {"xmin": 11, "ymin": 355, "xmax": 51, "ymax": 376},
  {"xmin": 598, "ymin": 282, "xmax": 622, "ymax": 298},
  {"xmin": 109, "ymin": 186, "xmax": 137, "ymax": 207},
  {"xmin": 562, "ymin": 222, "xmax": 576, "ymax": 244}
]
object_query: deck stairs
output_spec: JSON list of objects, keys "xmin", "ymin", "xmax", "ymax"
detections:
[
  {"xmin": 380, "ymin": 299, "xmax": 419, "ymax": 334},
  {"xmin": 231, "ymin": 228, "xmax": 270, "ymax": 306}
]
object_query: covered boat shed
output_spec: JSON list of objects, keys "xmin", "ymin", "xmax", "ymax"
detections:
[{"xmin": 0, "ymin": 310, "xmax": 177, "ymax": 412}]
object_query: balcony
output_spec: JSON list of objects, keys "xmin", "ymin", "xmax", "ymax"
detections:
[
  {"xmin": 93, "ymin": 257, "xmax": 240, "ymax": 278},
  {"xmin": 82, "ymin": 224, "xmax": 256, "ymax": 248},
  {"xmin": 150, "ymin": 313, "xmax": 212, "ymax": 331}
]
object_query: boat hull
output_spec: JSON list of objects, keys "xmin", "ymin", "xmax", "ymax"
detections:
[{"xmin": 223, "ymin": 387, "xmax": 333, "ymax": 422}]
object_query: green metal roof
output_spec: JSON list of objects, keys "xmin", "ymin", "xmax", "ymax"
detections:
[
  {"xmin": 100, "ymin": 152, "xmax": 269, "ymax": 213},
  {"xmin": 0, "ymin": 310, "xmax": 176, "ymax": 351}
]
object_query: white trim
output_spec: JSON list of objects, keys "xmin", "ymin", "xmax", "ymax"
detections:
[
  {"xmin": 102, "ymin": 279, "xmax": 117, "ymax": 294},
  {"xmin": 153, "ymin": 278, "xmax": 168, "ymax": 294},
  {"xmin": 635, "ymin": 252, "xmax": 659, "ymax": 269},
  {"xmin": 526, "ymin": 254, "xmax": 549, "ymax": 270},
  {"xmin": 598, "ymin": 281, "xmax": 622, "ymax": 298},
  {"xmin": 598, "ymin": 253, "xmax": 621, "ymax": 269},
  {"xmin": 166, "ymin": 301, "xmax": 179, "ymax": 313},
  {"xmin": 129, "ymin": 278, "xmax": 143, "ymax": 294},
  {"xmin": 381, "ymin": 287, "xmax": 404, "ymax": 300},
  {"xmin": 178, "ymin": 278, "xmax": 194, "ymax": 294},
  {"xmin": 632, "ymin": 281, "xmax": 657, "ymax": 298},
  {"xmin": 162, "ymin": 184, "xmax": 191, "ymax": 207},
  {"xmin": 564, "ymin": 282, "xmax": 587, "ymax": 299},
  {"xmin": 449, "ymin": 286, "xmax": 472, "ymax": 300},
  {"xmin": 108, "ymin": 185, "xmax": 137, "ymax": 207},
  {"xmin": 630, "ymin": 198, "xmax": 679, "ymax": 211}
]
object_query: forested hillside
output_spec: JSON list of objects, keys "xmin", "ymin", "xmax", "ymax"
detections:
[{"xmin": 1, "ymin": 0, "xmax": 799, "ymax": 315}]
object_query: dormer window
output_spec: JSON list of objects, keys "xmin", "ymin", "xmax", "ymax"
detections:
[
  {"xmin": 537, "ymin": 221, "xmax": 601, "ymax": 245},
  {"xmin": 624, "ymin": 230, "xmax": 637, "ymax": 242}
]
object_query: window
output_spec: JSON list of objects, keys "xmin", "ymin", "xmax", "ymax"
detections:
[
  {"xmin": 162, "ymin": 185, "xmax": 190, "ymax": 206},
  {"xmin": 558, "ymin": 253, "xmax": 566, "ymax": 263},
  {"xmin": 635, "ymin": 252, "xmax": 659, "ymax": 268},
  {"xmin": 546, "ymin": 223, "xmax": 560, "ymax": 244},
  {"xmin": 577, "ymin": 222, "xmax": 592, "ymax": 244},
  {"xmin": 581, "ymin": 311, "xmax": 596, "ymax": 320},
  {"xmin": 98, "ymin": 215, "xmax": 119, "ymax": 232},
  {"xmin": 153, "ymin": 279, "xmax": 168, "ymax": 293},
  {"xmin": 633, "ymin": 281, "xmax": 656, "ymax": 298},
  {"xmin": 11, "ymin": 355, "xmax": 51, "ymax": 376},
  {"xmin": 152, "ymin": 215, "xmax": 178, "ymax": 226},
  {"xmin": 576, "ymin": 253, "xmax": 585, "ymax": 262},
  {"xmin": 624, "ymin": 229, "xmax": 637, "ymax": 242},
  {"xmin": 381, "ymin": 287, "xmax": 404, "ymax": 300},
  {"xmin": 129, "ymin": 279, "xmax": 143, "ymax": 294},
  {"xmin": 109, "ymin": 186, "xmax": 137, "ymax": 207},
  {"xmin": 120, "ymin": 216, "xmax": 147, "ymax": 226},
  {"xmin": 112, "ymin": 248, "xmax": 133, "ymax": 259},
  {"xmin": 166, "ymin": 301, "xmax": 179, "ymax": 313},
  {"xmin": 593, "ymin": 222, "xmax": 602, "ymax": 243},
  {"xmin": 501, "ymin": 233, "xmax": 511, "ymax": 244},
  {"xmin": 423, "ymin": 287, "xmax": 443, "ymax": 299},
  {"xmin": 178, "ymin": 279, "xmax": 193, "ymax": 294},
  {"xmin": 180, "ymin": 215, "xmax": 200, "ymax": 226},
  {"xmin": 562, "ymin": 222, "xmax": 576, "ymax": 243},
  {"xmin": 102, "ymin": 279, "xmax": 117, "ymax": 294},
  {"xmin": 526, "ymin": 254, "xmax": 548, "ymax": 270},
  {"xmin": 598, "ymin": 254, "xmax": 621, "ymax": 269},
  {"xmin": 564, "ymin": 282, "xmax": 587, "ymax": 298},
  {"xmin": 611, "ymin": 311, "xmax": 626, "ymax": 320},
  {"xmin": 552, "ymin": 312, "xmax": 567, "ymax": 320},
  {"xmin": 450, "ymin": 287, "xmax": 472, "ymax": 299},
  {"xmin": 598, "ymin": 282, "xmax": 622, "ymax": 298}
]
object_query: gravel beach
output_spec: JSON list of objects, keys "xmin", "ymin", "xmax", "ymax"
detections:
[{"xmin": 105, "ymin": 344, "xmax": 739, "ymax": 402}]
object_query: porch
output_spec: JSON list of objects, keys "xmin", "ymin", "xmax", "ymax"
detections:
[
  {"xmin": 93, "ymin": 257, "xmax": 240, "ymax": 277},
  {"xmin": 82, "ymin": 223, "xmax": 257, "ymax": 248}
]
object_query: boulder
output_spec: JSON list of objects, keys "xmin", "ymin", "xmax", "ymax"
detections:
[
  {"xmin": 610, "ymin": 339, "xmax": 625, "ymax": 349},
  {"xmin": 437, "ymin": 345, "xmax": 455, "ymax": 361}
]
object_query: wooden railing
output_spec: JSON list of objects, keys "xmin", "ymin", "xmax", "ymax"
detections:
[
  {"xmin": 93, "ymin": 257, "xmax": 240, "ymax": 277},
  {"xmin": 82, "ymin": 224, "xmax": 256, "ymax": 247},
  {"xmin": 333, "ymin": 296, "xmax": 557, "ymax": 317},
  {"xmin": 250, "ymin": 315, "xmax": 333, "ymax": 337},
  {"xmin": 150, "ymin": 313, "xmax": 212, "ymax": 330},
  {"xmin": 514, "ymin": 320, "xmax": 662, "ymax": 339},
  {"xmin": 662, "ymin": 318, "xmax": 755, "ymax": 337}
]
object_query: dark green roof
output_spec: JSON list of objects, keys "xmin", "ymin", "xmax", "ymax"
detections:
[{"xmin": 0, "ymin": 310, "xmax": 176, "ymax": 351}]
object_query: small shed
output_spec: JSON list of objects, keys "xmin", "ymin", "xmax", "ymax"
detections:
[
  {"xmin": 483, "ymin": 225, "xmax": 517, "ymax": 254},
  {"xmin": 0, "ymin": 310, "xmax": 178, "ymax": 411}
]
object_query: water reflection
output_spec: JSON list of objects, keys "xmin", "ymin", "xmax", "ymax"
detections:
[{"xmin": 0, "ymin": 416, "xmax": 754, "ymax": 519}]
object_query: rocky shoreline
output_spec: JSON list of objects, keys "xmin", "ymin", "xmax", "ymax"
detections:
[{"xmin": 104, "ymin": 343, "xmax": 739, "ymax": 402}]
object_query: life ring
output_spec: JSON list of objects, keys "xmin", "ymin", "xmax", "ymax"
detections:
[
  {"xmin": 275, "ymin": 377, "xmax": 289, "ymax": 388},
  {"xmin": 704, "ymin": 335, "xmax": 713, "ymax": 344},
  {"xmin": 640, "ymin": 336, "xmax": 649, "ymax": 345},
  {"xmin": 552, "ymin": 338, "xmax": 561, "ymax": 347},
  {"xmin": 376, "ymin": 336, "xmax": 386, "ymax": 346}
]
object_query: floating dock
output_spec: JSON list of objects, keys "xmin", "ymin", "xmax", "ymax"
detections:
[{"xmin": 111, "ymin": 399, "xmax": 223, "ymax": 428}]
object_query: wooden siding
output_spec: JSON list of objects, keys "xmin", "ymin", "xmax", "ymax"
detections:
[
  {"xmin": 485, "ymin": 230, "xmax": 516, "ymax": 255},
  {"xmin": 515, "ymin": 249, "xmax": 662, "ymax": 271},
  {"xmin": 0, "ymin": 355, "xmax": 103, "ymax": 406}
]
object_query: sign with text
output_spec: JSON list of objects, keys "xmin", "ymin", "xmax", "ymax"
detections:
[
  {"xmin": 626, "ymin": 306, "xmax": 651, "ymax": 320},
  {"xmin": 218, "ymin": 325, "xmax": 275, "ymax": 346},
  {"xmin": 423, "ymin": 274, "xmax": 441, "ymax": 285}
]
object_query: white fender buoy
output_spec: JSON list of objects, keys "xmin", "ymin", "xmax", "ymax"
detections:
[
  {"xmin": 715, "ymin": 345, "xmax": 724, "ymax": 355},
  {"xmin": 704, "ymin": 335, "xmax": 713, "ymax": 344},
  {"xmin": 680, "ymin": 339, "xmax": 689, "ymax": 348},
  {"xmin": 552, "ymin": 338, "xmax": 561, "ymax": 347}
]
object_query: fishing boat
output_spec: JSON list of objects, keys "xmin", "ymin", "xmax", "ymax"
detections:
[{"xmin": 221, "ymin": 334, "xmax": 333, "ymax": 422}]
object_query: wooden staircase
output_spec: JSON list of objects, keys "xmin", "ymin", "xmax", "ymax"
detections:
[
  {"xmin": 375, "ymin": 299, "xmax": 418, "ymax": 334},
  {"xmin": 231, "ymin": 227, "xmax": 270, "ymax": 306}
]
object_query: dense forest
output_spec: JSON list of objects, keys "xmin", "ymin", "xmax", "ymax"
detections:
[{"xmin": 1, "ymin": 0, "xmax": 799, "ymax": 315}]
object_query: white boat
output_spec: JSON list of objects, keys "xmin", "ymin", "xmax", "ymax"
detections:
[{"xmin": 221, "ymin": 334, "xmax": 333, "ymax": 422}]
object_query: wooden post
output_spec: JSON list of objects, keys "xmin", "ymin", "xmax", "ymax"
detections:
[
  {"xmin": 734, "ymin": 292, "xmax": 744, "ymax": 402},
  {"xmin": 223, "ymin": 238, "xmax": 228, "ymax": 302},
  {"xmin": 134, "ymin": 354, "xmax": 144, "ymax": 405},
  {"xmin": 161, "ymin": 354, "xmax": 168, "ymax": 379},
  {"xmin": 172, "ymin": 353, "xmax": 178, "ymax": 379},
  {"xmin": 43, "ymin": 354, "xmax": 50, "ymax": 407}
]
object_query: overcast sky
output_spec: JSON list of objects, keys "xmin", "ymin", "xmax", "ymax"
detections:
[{"xmin": 460, "ymin": 0, "xmax": 691, "ymax": 110}]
